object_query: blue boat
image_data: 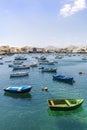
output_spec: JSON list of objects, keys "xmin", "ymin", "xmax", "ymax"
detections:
[
  {"xmin": 53, "ymin": 74, "xmax": 75, "ymax": 84},
  {"xmin": 8, "ymin": 64, "xmax": 13, "ymax": 67},
  {"xmin": 4, "ymin": 86, "xmax": 32, "ymax": 93}
]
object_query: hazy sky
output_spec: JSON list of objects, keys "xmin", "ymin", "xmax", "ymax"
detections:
[{"xmin": 0, "ymin": 0, "xmax": 87, "ymax": 47}]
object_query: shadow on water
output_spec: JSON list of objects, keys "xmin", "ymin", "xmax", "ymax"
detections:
[
  {"xmin": 47, "ymin": 106, "xmax": 84, "ymax": 117},
  {"xmin": 10, "ymin": 76, "xmax": 29, "ymax": 80},
  {"xmin": 47, "ymin": 106, "xmax": 87, "ymax": 130},
  {"xmin": 4, "ymin": 92, "xmax": 32, "ymax": 99}
]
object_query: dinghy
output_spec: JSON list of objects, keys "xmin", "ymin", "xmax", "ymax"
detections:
[
  {"xmin": 48, "ymin": 98, "xmax": 84, "ymax": 111},
  {"xmin": 4, "ymin": 86, "xmax": 32, "ymax": 93}
]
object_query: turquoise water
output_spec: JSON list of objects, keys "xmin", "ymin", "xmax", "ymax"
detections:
[{"xmin": 0, "ymin": 54, "xmax": 87, "ymax": 130}]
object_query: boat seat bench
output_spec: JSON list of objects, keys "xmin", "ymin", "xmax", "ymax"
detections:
[
  {"xmin": 50, "ymin": 100, "xmax": 54, "ymax": 106},
  {"xmin": 65, "ymin": 100, "xmax": 71, "ymax": 106}
]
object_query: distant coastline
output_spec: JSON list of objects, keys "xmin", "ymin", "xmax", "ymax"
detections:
[{"xmin": 0, "ymin": 45, "xmax": 87, "ymax": 55}]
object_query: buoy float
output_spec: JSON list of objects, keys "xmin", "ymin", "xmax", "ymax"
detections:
[
  {"xmin": 41, "ymin": 87, "xmax": 48, "ymax": 91},
  {"xmin": 79, "ymin": 72, "xmax": 85, "ymax": 75},
  {"xmin": 73, "ymin": 80, "xmax": 75, "ymax": 83}
]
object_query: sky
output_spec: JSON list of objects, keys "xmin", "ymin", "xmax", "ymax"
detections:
[{"xmin": 0, "ymin": 0, "xmax": 87, "ymax": 48}]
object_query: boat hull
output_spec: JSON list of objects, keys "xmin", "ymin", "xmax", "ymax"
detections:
[
  {"xmin": 53, "ymin": 75, "xmax": 74, "ymax": 84},
  {"xmin": 42, "ymin": 69, "xmax": 57, "ymax": 73},
  {"xmin": 4, "ymin": 86, "xmax": 32, "ymax": 93},
  {"xmin": 13, "ymin": 66, "xmax": 30, "ymax": 70},
  {"xmin": 10, "ymin": 73, "xmax": 29, "ymax": 78}
]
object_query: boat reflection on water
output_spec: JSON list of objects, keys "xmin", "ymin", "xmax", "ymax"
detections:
[
  {"xmin": 4, "ymin": 92, "xmax": 32, "ymax": 99},
  {"xmin": 47, "ymin": 106, "xmax": 84, "ymax": 117}
]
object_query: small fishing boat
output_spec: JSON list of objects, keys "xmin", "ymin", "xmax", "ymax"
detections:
[
  {"xmin": 39, "ymin": 61, "xmax": 54, "ymax": 65},
  {"xmin": 8, "ymin": 64, "xmax": 14, "ymax": 67},
  {"xmin": 10, "ymin": 72, "xmax": 29, "ymax": 78},
  {"xmin": 15, "ymin": 55, "xmax": 27, "ymax": 60},
  {"xmin": 48, "ymin": 99, "xmax": 84, "ymax": 111},
  {"xmin": 53, "ymin": 74, "xmax": 75, "ymax": 84},
  {"xmin": 55, "ymin": 55, "xmax": 63, "ymax": 59},
  {"xmin": 41, "ymin": 67, "xmax": 57, "ymax": 73},
  {"xmin": 30, "ymin": 62, "xmax": 38, "ymax": 67},
  {"xmin": 38, "ymin": 55, "xmax": 47, "ymax": 61},
  {"xmin": 4, "ymin": 85, "xmax": 32, "ymax": 93},
  {"xmin": 82, "ymin": 56, "xmax": 87, "ymax": 60},
  {"xmin": 13, "ymin": 65, "xmax": 30, "ymax": 70},
  {"xmin": 13, "ymin": 60, "xmax": 24, "ymax": 65},
  {"xmin": 5, "ymin": 60, "xmax": 12, "ymax": 62}
]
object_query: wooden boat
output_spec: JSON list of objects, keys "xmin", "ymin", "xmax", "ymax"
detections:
[
  {"xmin": 53, "ymin": 74, "xmax": 75, "ymax": 84},
  {"xmin": 41, "ymin": 67, "xmax": 57, "ymax": 73},
  {"xmin": 4, "ymin": 85, "xmax": 32, "ymax": 93},
  {"xmin": 10, "ymin": 72, "xmax": 29, "ymax": 78},
  {"xmin": 48, "ymin": 99, "xmax": 84, "ymax": 111}
]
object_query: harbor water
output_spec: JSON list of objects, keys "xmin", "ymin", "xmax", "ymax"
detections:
[{"xmin": 0, "ymin": 53, "xmax": 87, "ymax": 130}]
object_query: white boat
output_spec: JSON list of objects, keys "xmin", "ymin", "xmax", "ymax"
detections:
[
  {"xmin": 38, "ymin": 55, "xmax": 46, "ymax": 61},
  {"xmin": 10, "ymin": 72, "xmax": 29, "ymax": 77},
  {"xmin": 13, "ymin": 60, "xmax": 24, "ymax": 65},
  {"xmin": 13, "ymin": 64, "xmax": 30, "ymax": 70},
  {"xmin": 39, "ymin": 60, "xmax": 55, "ymax": 65},
  {"xmin": 55, "ymin": 56, "xmax": 63, "ymax": 59},
  {"xmin": 30, "ymin": 62, "xmax": 38, "ymax": 67},
  {"xmin": 82, "ymin": 56, "xmax": 87, "ymax": 60},
  {"xmin": 41, "ymin": 67, "xmax": 57, "ymax": 73}
]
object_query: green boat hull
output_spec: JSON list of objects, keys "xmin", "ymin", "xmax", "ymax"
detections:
[{"xmin": 48, "ymin": 99, "xmax": 84, "ymax": 111}]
